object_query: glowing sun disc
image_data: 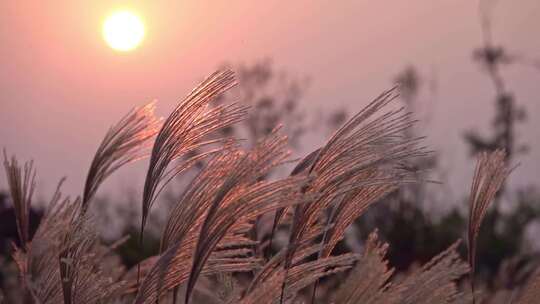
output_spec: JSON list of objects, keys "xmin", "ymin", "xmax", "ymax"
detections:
[{"xmin": 103, "ymin": 11, "xmax": 145, "ymax": 51}]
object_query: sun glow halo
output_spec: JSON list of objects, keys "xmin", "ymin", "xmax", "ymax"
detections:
[{"xmin": 103, "ymin": 11, "xmax": 145, "ymax": 52}]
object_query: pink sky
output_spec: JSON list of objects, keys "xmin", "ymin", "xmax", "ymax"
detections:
[{"xmin": 1, "ymin": 1, "xmax": 539, "ymax": 202}]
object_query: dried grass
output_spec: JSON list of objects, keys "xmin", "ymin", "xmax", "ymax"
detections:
[
  {"xmin": 140, "ymin": 70, "xmax": 248, "ymax": 239},
  {"xmin": 82, "ymin": 101, "xmax": 161, "ymax": 211},
  {"xmin": 1, "ymin": 70, "xmax": 526, "ymax": 304},
  {"xmin": 517, "ymin": 268, "xmax": 540, "ymax": 304},
  {"xmin": 3, "ymin": 151, "xmax": 36, "ymax": 247},
  {"xmin": 467, "ymin": 149, "xmax": 511, "ymax": 300}
]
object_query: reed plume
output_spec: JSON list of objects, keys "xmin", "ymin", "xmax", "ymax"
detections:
[
  {"xmin": 82, "ymin": 101, "xmax": 161, "ymax": 211},
  {"xmin": 383, "ymin": 240, "xmax": 469, "ymax": 304},
  {"xmin": 9, "ymin": 176, "xmax": 125, "ymax": 304},
  {"xmin": 333, "ymin": 230, "xmax": 393, "ymax": 304},
  {"xmin": 467, "ymin": 149, "xmax": 511, "ymax": 299},
  {"xmin": 517, "ymin": 268, "xmax": 540, "ymax": 304},
  {"xmin": 4, "ymin": 70, "xmax": 531, "ymax": 304},
  {"xmin": 134, "ymin": 128, "xmax": 309, "ymax": 303},
  {"xmin": 335, "ymin": 233, "xmax": 469, "ymax": 304},
  {"xmin": 3, "ymin": 151, "xmax": 36, "ymax": 247},
  {"xmin": 240, "ymin": 250, "xmax": 358, "ymax": 304},
  {"xmin": 140, "ymin": 69, "xmax": 248, "ymax": 242},
  {"xmin": 277, "ymin": 86, "xmax": 429, "ymax": 302}
]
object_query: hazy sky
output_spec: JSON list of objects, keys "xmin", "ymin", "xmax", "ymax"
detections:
[{"xmin": 1, "ymin": 1, "xmax": 539, "ymax": 204}]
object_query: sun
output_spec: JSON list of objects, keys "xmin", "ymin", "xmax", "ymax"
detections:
[{"xmin": 103, "ymin": 11, "xmax": 145, "ymax": 52}]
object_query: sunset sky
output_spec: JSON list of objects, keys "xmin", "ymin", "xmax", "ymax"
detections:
[{"xmin": 1, "ymin": 1, "xmax": 539, "ymax": 203}]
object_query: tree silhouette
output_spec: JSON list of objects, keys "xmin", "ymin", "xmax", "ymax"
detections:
[{"xmin": 464, "ymin": 0, "xmax": 528, "ymax": 161}]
